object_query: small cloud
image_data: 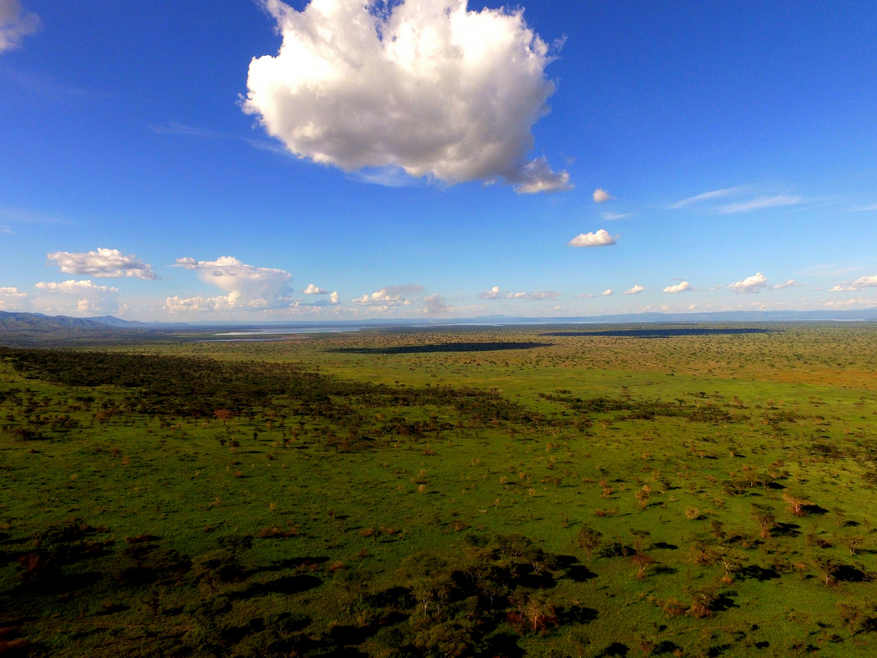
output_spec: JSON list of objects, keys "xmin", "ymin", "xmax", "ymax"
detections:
[
  {"xmin": 512, "ymin": 157, "xmax": 573, "ymax": 194},
  {"xmin": 718, "ymin": 195, "xmax": 803, "ymax": 214},
  {"xmin": 0, "ymin": 286, "xmax": 31, "ymax": 311},
  {"xmin": 663, "ymin": 281, "xmax": 693, "ymax": 293},
  {"xmin": 47, "ymin": 248, "xmax": 157, "ymax": 280},
  {"xmin": 575, "ymin": 293, "xmax": 594, "ymax": 298},
  {"xmin": 602, "ymin": 212, "xmax": 632, "ymax": 221},
  {"xmin": 668, "ymin": 186, "xmax": 743, "ymax": 209},
  {"xmin": 479, "ymin": 286, "xmax": 502, "ymax": 300},
  {"xmin": 771, "ymin": 279, "xmax": 802, "ymax": 290},
  {"xmin": 729, "ymin": 272, "xmax": 769, "ymax": 294},
  {"xmin": 829, "ymin": 274, "xmax": 877, "ymax": 293},
  {"xmin": 600, "ymin": 289, "xmax": 613, "ymax": 296},
  {"xmin": 423, "ymin": 293, "xmax": 450, "ymax": 315},
  {"xmin": 568, "ymin": 229, "xmax": 617, "ymax": 248},
  {"xmin": 849, "ymin": 204, "xmax": 877, "ymax": 212},
  {"xmin": 0, "ymin": 0, "xmax": 41, "ymax": 53},
  {"xmin": 593, "ymin": 188, "xmax": 615, "ymax": 203},
  {"xmin": 507, "ymin": 290, "xmax": 561, "ymax": 300},
  {"xmin": 329, "ymin": 291, "xmax": 339, "ymax": 304},
  {"xmin": 353, "ymin": 284, "xmax": 424, "ymax": 307},
  {"xmin": 302, "ymin": 283, "xmax": 328, "ymax": 295},
  {"xmin": 623, "ymin": 285, "xmax": 644, "ymax": 295},
  {"xmin": 0, "ymin": 225, "xmax": 10, "ymax": 234}
]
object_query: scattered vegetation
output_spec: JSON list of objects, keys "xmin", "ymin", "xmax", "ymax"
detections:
[{"xmin": 1, "ymin": 323, "xmax": 877, "ymax": 656}]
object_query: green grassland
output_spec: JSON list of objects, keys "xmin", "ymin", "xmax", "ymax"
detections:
[{"xmin": 2, "ymin": 323, "xmax": 877, "ymax": 657}]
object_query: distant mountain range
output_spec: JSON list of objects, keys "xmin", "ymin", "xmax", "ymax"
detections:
[{"xmin": 1, "ymin": 308, "xmax": 876, "ymax": 346}]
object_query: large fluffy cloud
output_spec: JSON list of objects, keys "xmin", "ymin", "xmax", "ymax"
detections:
[
  {"xmin": 243, "ymin": 0, "xmax": 569, "ymax": 193},
  {"xmin": 0, "ymin": 0, "xmax": 40, "ymax": 52},
  {"xmin": 0, "ymin": 286, "xmax": 31, "ymax": 311},
  {"xmin": 47, "ymin": 248, "xmax": 156, "ymax": 280},
  {"xmin": 168, "ymin": 256, "xmax": 294, "ymax": 312},
  {"xmin": 568, "ymin": 229, "xmax": 617, "ymax": 248},
  {"xmin": 35, "ymin": 280, "xmax": 119, "ymax": 314}
]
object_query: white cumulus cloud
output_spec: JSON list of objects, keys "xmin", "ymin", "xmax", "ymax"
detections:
[
  {"xmin": 568, "ymin": 229, "xmax": 617, "ymax": 248},
  {"xmin": 244, "ymin": 0, "xmax": 569, "ymax": 193},
  {"xmin": 0, "ymin": 0, "xmax": 40, "ymax": 53},
  {"xmin": 0, "ymin": 286, "xmax": 31, "ymax": 311},
  {"xmin": 623, "ymin": 285, "xmax": 644, "ymax": 295},
  {"xmin": 353, "ymin": 284, "xmax": 424, "ymax": 308},
  {"xmin": 729, "ymin": 272, "xmax": 769, "ymax": 294},
  {"xmin": 35, "ymin": 280, "xmax": 120, "ymax": 314},
  {"xmin": 592, "ymin": 188, "xmax": 615, "ymax": 203},
  {"xmin": 329, "ymin": 291, "xmax": 339, "ymax": 304},
  {"xmin": 302, "ymin": 283, "xmax": 328, "ymax": 295},
  {"xmin": 507, "ymin": 290, "xmax": 560, "ymax": 300},
  {"xmin": 169, "ymin": 256, "xmax": 294, "ymax": 312},
  {"xmin": 47, "ymin": 248, "xmax": 157, "ymax": 280},
  {"xmin": 600, "ymin": 289, "xmax": 613, "ymax": 296},
  {"xmin": 479, "ymin": 286, "xmax": 502, "ymax": 300},
  {"xmin": 829, "ymin": 275, "xmax": 877, "ymax": 293},
  {"xmin": 663, "ymin": 281, "xmax": 693, "ymax": 293}
]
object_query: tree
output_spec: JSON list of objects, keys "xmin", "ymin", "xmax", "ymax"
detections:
[
  {"xmin": 838, "ymin": 534, "xmax": 865, "ymax": 557},
  {"xmin": 814, "ymin": 556, "xmax": 840, "ymax": 586},
  {"xmin": 576, "ymin": 525, "xmax": 603, "ymax": 561},
  {"xmin": 783, "ymin": 492, "xmax": 812, "ymax": 516},
  {"xmin": 631, "ymin": 553, "xmax": 655, "ymax": 580},
  {"xmin": 751, "ymin": 504, "xmax": 776, "ymax": 539}
]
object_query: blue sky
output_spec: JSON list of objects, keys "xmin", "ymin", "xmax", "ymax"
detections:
[{"xmin": 1, "ymin": 0, "xmax": 876, "ymax": 321}]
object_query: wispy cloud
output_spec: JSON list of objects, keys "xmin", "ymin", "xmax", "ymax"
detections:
[
  {"xmin": 151, "ymin": 122, "xmax": 291, "ymax": 156},
  {"xmin": 0, "ymin": 0, "xmax": 40, "ymax": 53},
  {"xmin": 668, "ymin": 186, "xmax": 745, "ymax": 209},
  {"xmin": 349, "ymin": 167, "xmax": 425, "ymax": 188},
  {"xmin": 0, "ymin": 206, "xmax": 71, "ymax": 225},
  {"xmin": 623, "ymin": 285, "xmax": 644, "ymax": 295},
  {"xmin": 849, "ymin": 203, "xmax": 877, "ymax": 212},
  {"xmin": 602, "ymin": 211, "xmax": 632, "ymax": 221},
  {"xmin": 717, "ymin": 195, "xmax": 803, "ymax": 214},
  {"xmin": 795, "ymin": 263, "xmax": 858, "ymax": 278},
  {"xmin": 507, "ymin": 290, "xmax": 561, "ymax": 300}
]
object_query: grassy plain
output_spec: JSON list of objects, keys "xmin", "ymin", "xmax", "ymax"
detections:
[{"xmin": 2, "ymin": 323, "xmax": 877, "ymax": 657}]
